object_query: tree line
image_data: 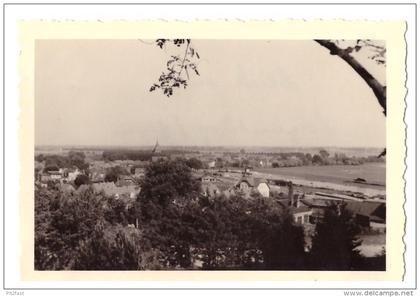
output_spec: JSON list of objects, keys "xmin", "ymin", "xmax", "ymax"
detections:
[{"xmin": 35, "ymin": 151, "xmax": 89, "ymax": 171}]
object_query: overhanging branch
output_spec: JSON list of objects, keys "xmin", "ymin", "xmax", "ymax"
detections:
[{"xmin": 315, "ymin": 40, "xmax": 387, "ymax": 116}]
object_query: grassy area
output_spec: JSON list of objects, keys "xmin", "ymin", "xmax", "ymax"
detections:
[{"xmin": 256, "ymin": 163, "xmax": 385, "ymax": 188}]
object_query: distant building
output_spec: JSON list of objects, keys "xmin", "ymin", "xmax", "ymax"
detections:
[
  {"xmin": 64, "ymin": 168, "xmax": 81, "ymax": 182},
  {"xmin": 235, "ymin": 177, "xmax": 270, "ymax": 198},
  {"xmin": 299, "ymin": 195, "xmax": 331, "ymax": 223},
  {"xmin": 278, "ymin": 195, "xmax": 313, "ymax": 225},
  {"xmin": 243, "ymin": 166, "xmax": 253, "ymax": 175},
  {"xmin": 345, "ymin": 201, "xmax": 386, "ymax": 231},
  {"xmin": 201, "ymin": 183, "xmax": 221, "ymax": 198},
  {"xmin": 151, "ymin": 155, "xmax": 168, "ymax": 162},
  {"xmin": 116, "ymin": 175, "xmax": 137, "ymax": 187},
  {"xmin": 93, "ymin": 182, "xmax": 140, "ymax": 199},
  {"xmin": 40, "ymin": 170, "xmax": 62, "ymax": 182},
  {"xmin": 90, "ymin": 172, "xmax": 105, "ymax": 183},
  {"xmin": 201, "ymin": 175, "xmax": 217, "ymax": 183}
]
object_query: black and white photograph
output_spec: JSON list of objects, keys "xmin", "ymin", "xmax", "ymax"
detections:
[
  {"xmin": 3, "ymin": 2, "xmax": 418, "ymax": 295},
  {"xmin": 34, "ymin": 39, "xmax": 387, "ymax": 271}
]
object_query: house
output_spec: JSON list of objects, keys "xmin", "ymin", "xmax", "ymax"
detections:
[
  {"xmin": 235, "ymin": 177, "xmax": 270, "ymax": 198},
  {"xmin": 116, "ymin": 175, "xmax": 137, "ymax": 187},
  {"xmin": 345, "ymin": 201, "xmax": 386, "ymax": 230},
  {"xmin": 201, "ymin": 183, "xmax": 221, "ymax": 198},
  {"xmin": 201, "ymin": 174, "xmax": 217, "ymax": 183},
  {"xmin": 40, "ymin": 170, "xmax": 62, "ymax": 182},
  {"xmin": 243, "ymin": 166, "xmax": 253, "ymax": 176},
  {"xmin": 151, "ymin": 155, "xmax": 168, "ymax": 162},
  {"xmin": 208, "ymin": 161, "xmax": 216, "ymax": 168},
  {"xmin": 93, "ymin": 182, "xmax": 140, "ymax": 199},
  {"xmin": 300, "ymin": 195, "xmax": 332, "ymax": 223},
  {"xmin": 290, "ymin": 201, "xmax": 313, "ymax": 225},
  {"xmin": 67, "ymin": 168, "xmax": 81, "ymax": 182},
  {"xmin": 62, "ymin": 167, "xmax": 82, "ymax": 183},
  {"xmin": 273, "ymin": 181, "xmax": 313, "ymax": 225},
  {"xmin": 90, "ymin": 172, "xmax": 105, "ymax": 183},
  {"xmin": 278, "ymin": 195, "xmax": 313, "ymax": 225}
]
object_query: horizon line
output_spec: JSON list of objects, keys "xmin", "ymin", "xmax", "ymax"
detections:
[{"xmin": 35, "ymin": 144, "xmax": 385, "ymax": 149}]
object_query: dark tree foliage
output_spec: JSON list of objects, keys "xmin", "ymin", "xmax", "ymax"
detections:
[
  {"xmin": 136, "ymin": 159, "xmax": 202, "ymax": 268},
  {"xmin": 150, "ymin": 39, "xmax": 200, "ymax": 97},
  {"xmin": 34, "ymin": 188, "xmax": 56, "ymax": 270},
  {"xmin": 35, "ymin": 186, "xmax": 160, "ymax": 270},
  {"xmin": 137, "ymin": 159, "xmax": 306, "ymax": 270},
  {"xmin": 104, "ymin": 172, "xmax": 118, "ymax": 183},
  {"xmin": 103, "ymin": 196, "xmax": 129, "ymax": 225},
  {"xmin": 185, "ymin": 157, "xmax": 204, "ymax": 170},
  {"xmin": 104, "ymin": 166, "xmax": 130, "ymax": 183},
  {"xmin": 319, "ymin": 149, "xmax": 330, "ymax": 159},
  {"xmin": 312, "ymin": 154, "xmax": 323, "ymax": 165},
  {"xmin": 42, "ymin": 155, "xmax": 70, "ymax": 169},
  {"xmin": 74, "ymin": 174, "xmax": 90, "ymax": 188},
  {"xmin": 44, "ymin": 164, "xmax": 60, "ymax": 172},
  {"xmin": 309, "ymin": 204, "xmax": 363, "ymax": 270},
  {"xmin": 75, "ymin": 223, "xmax": 161, "ymax": 270},
  {"xmin": 139, "ymin": 159, "xmax": 201, "ymax": 213},
  {"xmin": 68, "ymin": 150, "xmax": 89, "ymax": 170},
  {"xmin": 102, "ymin": 150, "xmax": 154, "ymax": 162},
  {"xmin": 37, "ymin": 151, "xmax": 89, "ymax": 171},
  {"xmin": 35, "ymin": 187, "xmax": 106, "ymax": 270}
]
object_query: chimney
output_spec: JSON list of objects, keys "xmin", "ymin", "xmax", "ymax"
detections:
[
  {"xmin": 296, "ymin": 194, "xmax": 301, "ymax": 208},
  {"xmin": 287, "ymin": 181, "xmax": 294, "ymax": 206}
]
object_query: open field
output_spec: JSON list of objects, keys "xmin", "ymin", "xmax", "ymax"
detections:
[{"xmin": 256, "ymin": 163, "xmax": 385, "ymax": 188}]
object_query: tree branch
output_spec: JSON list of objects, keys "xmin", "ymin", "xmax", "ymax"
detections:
[
  {"xmin": 179, "ymin": 40, "xmax": 191, "ymax": 78},
  {"xmin": 315, "ymin": 40, "xmax": 387, "ymax": 116}
]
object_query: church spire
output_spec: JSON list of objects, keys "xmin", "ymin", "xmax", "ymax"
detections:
[{"xmin": 152, "ymin": 139, "xmax": 160, "ymax": 153}]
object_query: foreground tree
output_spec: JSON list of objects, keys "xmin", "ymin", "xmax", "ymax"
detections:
[
  {"xmin": 136, "ymin": 159, "xmax": 201, "ymax": 268},
  {"xmin": 75, "ymin": 223, "xmax": 162, "ymax": 270},
  {"xmin": 35, "ymin": 186, "xmax": 161, "ymax": 270},
  {"xmin": 139, "ymin": 159, "xmax": 201, "ymax": 213},
  {"xmin": 136, "ymin": 159, "xmax": 306, "ymax": 270},
  {"xmin": 309, "ymin": 203, "xmax": 363, "ymax": 270},
  {"xmin": 35, "ymin": 187, "xmax": 105, "ymax": 269}
]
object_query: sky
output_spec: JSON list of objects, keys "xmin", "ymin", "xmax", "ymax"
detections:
[{"xmin": 35, "ymin": 39, "xmax": 386, "ymax": 148}]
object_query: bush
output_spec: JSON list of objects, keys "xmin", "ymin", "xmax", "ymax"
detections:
[{"xmin": 74, "ymin": 174, "xmax": 90, "ymax": 188}]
